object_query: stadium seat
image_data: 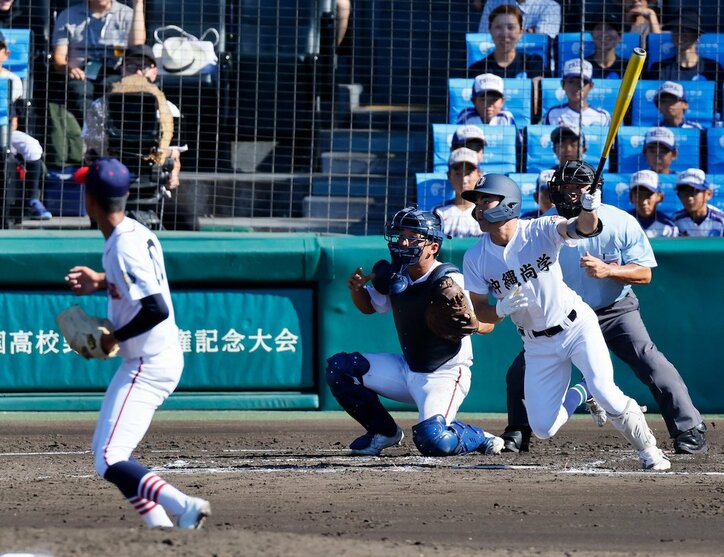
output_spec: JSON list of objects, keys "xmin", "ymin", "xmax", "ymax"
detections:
[
  {"xmin": 415, "ymin": 172, "xmax": 452, "ymax": 211},
  {"xmin": 616, "ymin": 126, "xmax": 701, "ymax": 173},
  {"xmin": 448, "ymin": 77, "xmax": 532, "ymax": 128},
  {"xmin": 706, "ymin": 127, "xmax": 724, "ymax": 173},
  {"xmin": 646, "ymin": 33, "xmax": 676, "ymax": 69},
  {"xmin": 698, "ymin": 34, "xmax": 724, "ymax": 68},
  {"xmin": 507, "ymin": 173, "xmax": 541, "ymax": 215},
  {"xmin": 556, "ymin": 32, "xmax": 641, "ymax": 76},
  {"xmin": 524, "ymin": 125, "xmax": 608, "ymax": 173},
  {"xmin": 432, "ymin": 123, "xmax": 517, "ymax": 175},
  {"xmin": 540, "ymin": 77, "xmax": 621, "ymax": 118},
  {"xmin": 0, "ymin": 75, "xmax": 10, "ymax": 130},
  {"xmin": 630, "ymin": 80, "xmax": 716, "ymax": 128},
  {"xmin": 656, "ymin": 173, "xmax": 681, "ymax": 216},
  {"xmin": 466, "ymin": 32, "xmax": 550, "ymax": 71},
  {"xmin": 0, "ymin": 29, "xmax": 31, "ymax": 82},
  {"xmin": 707, "ymin": 174, "xmax": 724, "ymax": 211},
  {"xmin": 601, "ymin": 173, "xmax": 632, "ymax": 211}
]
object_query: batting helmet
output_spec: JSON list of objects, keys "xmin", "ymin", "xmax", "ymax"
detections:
[
  {"xmin": 461, "ymin": 174, "xmax": 522, "ymax": 223},
  {"xmin": 384, "ymin": 206, "xmax": 445, "ymax": 266},
  {"xmin": 549, "ymin": 160, "xmax": 602, "ymax": 218}
]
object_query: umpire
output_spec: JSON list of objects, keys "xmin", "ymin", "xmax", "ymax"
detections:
[{"xmin": 501, "ymin": 160, "xmax": 707, "ymax": 455}]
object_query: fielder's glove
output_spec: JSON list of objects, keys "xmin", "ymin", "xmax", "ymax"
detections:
[
  {"xmin": 495, "ymin": 286, "xmax": 529, "ymax": 319},
  {"xmin": 56, "ymin": 305, "xmax": 120, "ymax": 359},
  {"xmin": 425, "ymin": 276, "xmax": 479, "ymax": 341},
  {"xmin": 581, "ymin": 188, "xmax": 602, "ymax": 212}
]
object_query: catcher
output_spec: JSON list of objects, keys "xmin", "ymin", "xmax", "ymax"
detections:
[{"xmin": 326, "ymin": 206, "xmax": 504, "ymax": 457}]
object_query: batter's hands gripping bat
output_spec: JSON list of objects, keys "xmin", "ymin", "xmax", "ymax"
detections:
[{"xmin": 591, "ymin": 47, "xmax": 647, "ymax": 193}]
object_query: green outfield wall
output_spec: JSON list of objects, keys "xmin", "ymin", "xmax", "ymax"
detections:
[{"xmin": 0, "ymin": 231, "xmax": 721, "ymax": 413}]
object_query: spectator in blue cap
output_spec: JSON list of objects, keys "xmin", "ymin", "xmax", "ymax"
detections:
[
  {"xmin": 673, "ymin": 168, "xmax": 724, "ymax": 237},
  {"xmin": 628, "ymin": 170, "xmax": 678, "ymax": 238}
]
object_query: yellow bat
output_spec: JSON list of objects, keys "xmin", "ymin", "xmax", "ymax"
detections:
[{"xmin": 591, "ymin": 47, "xmax": 647, "ymax": 193}]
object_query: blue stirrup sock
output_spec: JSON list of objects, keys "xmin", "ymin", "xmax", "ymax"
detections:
[{"xmin": 563, "ymin": 382, "xmax": 590, "ymax": 418}]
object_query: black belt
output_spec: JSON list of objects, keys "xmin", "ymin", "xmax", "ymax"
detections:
[{"xmin": 519, "ymin": 309, "xmax": 577, "ymax": 338}]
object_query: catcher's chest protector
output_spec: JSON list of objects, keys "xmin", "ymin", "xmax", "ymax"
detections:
[{"xmin": 391, "ymin": 263, "xmax": 461, "ymax": 373}]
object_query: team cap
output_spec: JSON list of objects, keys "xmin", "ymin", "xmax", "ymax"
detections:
[
  {"xmin": 451, "ymin": 125, "xmax": 487, "ymax": 147},
  {"xmin": 644, "ymin": 127, "xmax": 676, "ymax": 151},
  {"xmin": 448, "ymin": 147, "xmax": 480, "ymax": 168},
  {"xmin": 550, "ymin": 124, "xmax": 587, "ymax": 147},
  {"xmin": 654, "ymin": 81, "xmax": 686, "ymax": 102},
  {"xmin": 562, "ymin": 58, "xmax": 593, "ymax": 82},
  {"xmin": 473, "ymin": 73, "xmax": 504, "ymax": 98},
  {"xmin": 629, "ymin": 170, "xmax": 661, "ymax": 193},
  {"xmin": 676, "ymin": 168, "xmax": 711, "ymax": 190},
  {"xmin": 74, "ymin": 158, "xmax": 131, "ymax": 198}
]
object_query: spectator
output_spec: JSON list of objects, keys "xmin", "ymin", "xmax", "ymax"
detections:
[
  {"xmin": 623, "ymin": 0, "xmax": 661, "ymax": 40},
  {"xmin": 628, "ymin": 170, "xmax": 678, "ymax": 238},
  {"xmin": 520, "ymin": 168, "xmax": 555, "ymax": 218},
  {"xmin": 643, "ymin": 127, "xmax": 677, "ymax": 174},
  {"xmin": 586, "ymin": 13, "xmax": 627, "ymax": 80},
  {"xmin": 652, "ymin": 81, "xmax": 704, "ymax": 129},
  {"xmin": 644, "ymin": 12, "xmax": 724, "ymax": 82},
  {"xmin": 433, "ymin": 148, "xmax": 483, "ymax": 238},
  {"xmin": 551, "ymin": 124, "xmax": 587, "ymax": 166},
  {"xmin": 50, "ymin": 0, "xmax": 146, "ymax": 124},
  {"xmin": 0, "ymin": 0, "xmax": 32, "ymax": 28},
  {"xmin": 543, "ymin": 59, "xmax": 611, "ymax": 128},
  {"xmin": 82, "ymin": 44, "xmax": 199, "ymax": 231},
  {"xmin": 0, "ymin": 32, "xmax": 49, "ymax": 220},
  {"xmin": 469, "ymin": 4, "xmax": 548, "ymax": 78},
  {"xmin": 456, "ymin": 74, "xmax": 518, "ymax": 127},
  {"xmin": 450, "ymin": 125, "xmax": 486, "ymax": 164},
  {"xmin": 477, "ymin": 0, "xmax": 561, "ymax": 38},
  {"xmin": 673, "ymin": 168, "xmax": 724, "ymax": 237}
]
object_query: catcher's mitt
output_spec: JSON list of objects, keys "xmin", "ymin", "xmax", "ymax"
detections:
[
  {"xmin": 56, "ymin": 305, "xmax": 120, "ymax": 359},
  {"xmin": 425, "ymin": 276, "xmax": 479, "ymax": 342}
]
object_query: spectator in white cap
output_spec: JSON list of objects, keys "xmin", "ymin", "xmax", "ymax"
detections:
[
  {"xmin": 469, "ymin": 4, "xmax": 548, "ymax": 78},
  {"xmin": 628, "ymin": 170, "xmax": 678, "ymax": 238},
  {"xmin": 643, "ymin": 127, "xmax": 678, "ymax": 175},
  {"xmin": 450, "ymin": 125, "xmax": 487, "ymax": 164},
  {"xmin": 673, "ymin": 168, "xmax": 724, "ymax": 237},
  {"xmin": 432, "ymin": 148, "xmax": 483, "ymax": 238},
  {"xmin": 520, "ymin": 168, "xmax": 555, "ymax": 219},
  {"xmin": 543, "ymin": 58, "xmax": 611, "ymax": 128},
  {"xmin": 652, "ymin": 81, "xmax": 703, "ymax": 130},
  {"xmin": 457, "ymin": 73, "xmax": 517, "ymax": 128},
  {"xmin": 550, "ymin": 124, "xmax": 587, "ymax": 168}
]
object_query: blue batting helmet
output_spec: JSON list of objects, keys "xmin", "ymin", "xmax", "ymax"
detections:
[{"xmin": 461, "ymin": 174, "xmax": 522, "ymax": 222}]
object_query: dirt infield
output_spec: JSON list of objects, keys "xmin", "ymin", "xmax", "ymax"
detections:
[{"xmin": 0, "ymin": 412, "xmax": 722, "ymax": 557}]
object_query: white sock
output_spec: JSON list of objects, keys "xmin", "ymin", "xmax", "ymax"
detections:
[
  {"xmin": 139, "ymin": 472, "xmax": 188, "ymax": 516},
  {"xmin": 129, "ymin": 496, "xmax": 174, "ymax": 528}
]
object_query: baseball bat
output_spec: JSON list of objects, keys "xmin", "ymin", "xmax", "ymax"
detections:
[{"xmin": 591, "ymin": 47, "xmax": 647, "ymax": 193}]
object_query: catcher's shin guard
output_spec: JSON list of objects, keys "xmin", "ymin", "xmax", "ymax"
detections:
[
  {"xmin": 609, "ymin": 398, "xmax": 657, "ymax": 451},
  {"xmin": 326, "ymin": 352, "xmax": 397, "ymax": 435},
  {"xmin": 412, "ymin": 414, "xmax": 487, "ymax": 456}
]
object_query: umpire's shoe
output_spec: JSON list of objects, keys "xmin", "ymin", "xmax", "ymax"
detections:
[
  {"xmin": 673, "ymin": 422, "xmax": 708, "ymax": 454},
  {"xmin": 501, "ymin": 426, "xmax": 531, "ymax": 453},
  {"xmin": 350, "ymin": 426, "xmax": 404, "ymax": 456}
]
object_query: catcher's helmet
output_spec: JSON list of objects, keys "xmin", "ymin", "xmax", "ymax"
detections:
[
  {"xmin": 461, "ymin": 174, "xmax": 522, "ymax": 223},
  {"xmin": 384, "ymin": 206, "xmax": 444, "ymax": 266},
  {"xmin": 549, "ymin": 159, "xmax": 602, "ymax": 218}
]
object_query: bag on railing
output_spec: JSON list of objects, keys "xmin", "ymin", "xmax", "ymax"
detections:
[{"xmin": 152, "ymin": 25, "xmax": 219, "ymax": 76}]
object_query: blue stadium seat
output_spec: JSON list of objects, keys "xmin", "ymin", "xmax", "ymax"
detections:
[
  {"xmin": 707, "ymin": 127, "xmax": 724, "ymax": 173},
  {"xmin": 416, "ymin": 172, "xmax": 452, "ymax": 211},
  {"xmin": 616, "ymin": 126, "xmax": 701, "ymax": 173},
  {"xmin": 540, "ymin": 77, "xmax": 621, "ymax": 118},
  {"xmin": 448, "ymin": 78, "xmax": 532, "ymax": 128},
  {"xmin": 556, "ymin": 32, "xmax": 641, "ymax": 76},
  {"xmin": 0, "ymin": 28, "xmax": 31, "ymax": 83},
  {"xmin": 466, "ymin": 33, "xmax": 550, "ymax": 70},
  {"xmin": 524, "ymin": 125, "xmax": 608, "ymax": 173},
  {"xmin": 601, "ymin": 173, "xmax": 632, "ymax": 211},
  {"xmin": 432, "ymin": 123, "xmax": 517, "ymax": 174},
  {"xmin": 656, "ymin": 173, "xmax": 681, "ymax": 216},
  {"xmin": 630, "ymin": 80, "xmax": 716, "ymax": 128},
  {"xmin": 0, "ymin": 75, "xmax": 10, "ymax": 128},
  {"xmin": 646, "ymin": 33, "xmax": 676, "ymax": 69},
  {"xmin": 507, "ymin": 173, "xmax": 541, "ymax": 215},
  {"xmin": 707, "ymin": 174, "xmax": 724, "ymax": 211},
  {"xmin": 698, "ymin": 34, "xmax": 724, "ymax": 68}
]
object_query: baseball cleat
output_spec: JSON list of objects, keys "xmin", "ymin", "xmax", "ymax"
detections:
[
  {"xmin": 176, "ymin": 497, "xmax": 211, "ymax": 529},
  {"xmin": 480, "ymin": 434, "xmax": 505, "ymax": 456},
  {"xmin": 585, "ymin": 397, "xmax": 607, "ymax": 427},
  {"xmin": 673, "ymin": 422, "xmax": 708, "ymax": 454},
  {"xmin": 350, "ymin": 426, "xmax": 404, "ymax": 456},
  {"xmin": 501, "ymin": 427, "xmax": 531, "ymax": 453},
  {"xmin": 638, "ymin": 446, "xmax": 671, "ymax": 471}
]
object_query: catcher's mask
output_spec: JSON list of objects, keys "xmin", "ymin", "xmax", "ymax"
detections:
[
  {"xmin": 384, "ymin": 206, "xmax": 444, "ymax": 267},
  {"xmin": 549, "ymin": 159, "xmax": 602, "ymax": 218},
  {"xmin": 461, "ymin": 174, "xmax": 521, "ymax": 223}
]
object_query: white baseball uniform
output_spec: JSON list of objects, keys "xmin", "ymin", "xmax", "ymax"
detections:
[
  {"xmin": 434, "ymin": 202, "xmax": 483, "ymax": 238},
  {"xmin": 92, "ymin": 216, "xmax": 183, "ymax": 474},
  {"xmin": 463, "ymin": 216, "xmax": 632, "ymax": 439},
  {"xmin": 362, "ymin": 260, "xmax": 474, "ymax": 423},
  {"xmin": 543, "ymin": 104, "xmax": 611, "ymax": 127}
]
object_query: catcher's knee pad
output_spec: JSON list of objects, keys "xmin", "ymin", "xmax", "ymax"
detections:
[
  {"xmin": 325, "ymin": 352, "xmax": 370, "ymax": 393},
  {"xmin": 412, "ymin": 414, "xmax": 485, "ymax": 456},
  {"xmin": 609, "ymin": 398, "xmax": 656, "ymax": 451}
]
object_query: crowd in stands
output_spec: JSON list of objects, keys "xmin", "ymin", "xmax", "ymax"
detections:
[{"xmin": 424, "ymin": 2, "xmax": 724, "ymax": 239}]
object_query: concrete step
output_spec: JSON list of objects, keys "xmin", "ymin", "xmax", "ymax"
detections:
[
  {"xmin": 319, "ymin": 151, "xmax": 426, "ymax": 176},
  {"xmin": 318, "ymin": 128, "xmax": 429, "ymax": 153},
  {"xmin": 350, "ymin": 105, "xmax": 446, "ymax": 131}
]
